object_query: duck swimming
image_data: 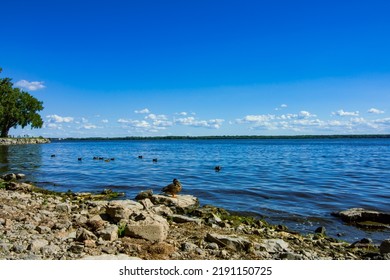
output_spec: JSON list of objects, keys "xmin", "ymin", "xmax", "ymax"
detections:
[{"xmin": 161, "ymin": 178, "xmax": 182, "ymax": 198}]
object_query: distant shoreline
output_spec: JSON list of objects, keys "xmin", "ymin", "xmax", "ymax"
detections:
[
  {"xmin": 0, "ymin": 137, "xmax": 50, "ymax": 145},
  {"xmin": 50, "ymin": 134, "xmax": 390, "ymax": 142}
]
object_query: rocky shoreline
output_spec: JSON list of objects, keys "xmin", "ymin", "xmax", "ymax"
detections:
[
  {"xmin": 1, "ymin": 174, "xmax": 389, "ymax": 260},
  {"xmin": 0, "ymin": 138, "xmax": 50, "ymax": 145}
]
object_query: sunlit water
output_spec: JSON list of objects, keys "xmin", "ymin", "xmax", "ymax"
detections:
[{"xmin": 1, "ymin": 138, "xmax": 389, "ymax": 243}]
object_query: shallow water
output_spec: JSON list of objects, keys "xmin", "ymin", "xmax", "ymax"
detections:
[{"xmin": 1, "ymin": 138, "xmax": 389, "ymax": 243}]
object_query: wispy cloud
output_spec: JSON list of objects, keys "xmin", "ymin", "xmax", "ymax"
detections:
[
  {"xmin": 332, "ymin": 109, "xmax": 359, "ymax": 117},
  {"xmin": 175, "ymin": 117, "xmax": 224, "ymax": 129},
  {"xmin": 15, "ymin": 80, "xmax": 45, "ymax": 91},
  {"xmin": 46, "ymin": 114, "xmax": 74, "ymax": 123},
  {"xmin": 368, "ymin": 108, "xmax": 385, "ymax": 114},
  {"xmin": 134, "ymin": 108, "xmax": 150, "ymax": 114}
]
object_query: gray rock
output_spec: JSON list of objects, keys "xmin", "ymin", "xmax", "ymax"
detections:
[
  {"xmin": 150, "ymin": 194, "xmax": 199, "ymax": 209},
  {"xmin": 135, "ymin": 189, "xmax": 153, "ymax": 201},
  {"xmin": 69, "ymin": 244, "xmax": 84, "ymax": 254},
  {"xmin": 257, "ymin": 239, "xmax": 290, "ymax": 253},
  {"xmin": 279, "ymin": 252, "xmax": 305, "ymax": 260},
  {"xmin": 97, "ymin": 225, "xmax": 118, "ymax": 241},
  {"xmin": 332, "ymin": 208, "xmax": 390, "ymax": 224},
  {"xmin": 6, "ymin": 182, "xmax": 34, "ymax": 191},
  {"xmin": 28, "ymin": 239, "xmax": 49, "ymax": 252},
  {"xmin": 151, "ymin": 205, "xmax": 174, "ymax": 216},
  {"xmin": 76, "ymin": 228, "xmax": 97, "ymax": 241},
  {"xmin": 1, "ymin": 173, "xmax": 17, "ymax": 181},
  {"xmin": 139, "ymin": 198, "xmax": 154, "ymax": 209},
  {"xmin": 36, "ymin": 225, "xmax": 51, "ymax": 234},
  {"xmin": 181, "ymin": 242, "xmax": 198, "ymax": 252},
  {"xmin": 41, "ymin": 244, "xmax": 61, "ymax": 255},
  {"xmin": 105, "ymin": 200, "xmax": 143, "ymax": 222},
  {"xmin": 16, "ymin": 173, "xmax": 26, "ymax": 179},
  {"xmin": 56, "ymin": 203, "xmax": 71, "ymax": 214},
  {"xmin": 206, "ymin": 242, "xmax": 219, "ymax": 250},
  {"xmin": 315, "ymin": 226, "xmax": 326, "ymax": 234},
  {"xmin": 205, "ymin": 233, "xmax": 251, "ymax": 251},
  {"xmin": 380, "ymin": 239, "xmax": 390, "ymax": 254},
  {"xmin": 171, "ymin": 214, "xmax": 202, "ymax": 224},
  {"xmin": 12, "ymin": 244, "xmax": 26, "ymax": 253},
  {"xmin": 124, "ymin": 214, "xmax": 169, "ymax": 242},
  {"xmin": 0, "ymin": 243, "xmax": 11, "ymax": 253}
]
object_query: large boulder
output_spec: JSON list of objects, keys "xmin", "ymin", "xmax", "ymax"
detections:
[
  {"xmin": 332, "ymin": 208, "xmax": 390, "ymax": 228},
  {"xmin": 105, "ymin": 200, "xmax": 143, "ymax": 222},
  {"xmin": 124, "ymin": 213, "xmax": 169, "ymax": 242}
]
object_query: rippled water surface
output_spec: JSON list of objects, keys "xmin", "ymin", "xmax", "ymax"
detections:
[{"xmin": 1, "ymin": 138, "xmax": 389, "ymax": 243}]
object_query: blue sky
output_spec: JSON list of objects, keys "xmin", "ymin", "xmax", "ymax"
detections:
[{"xmin": 1, "ymin": 0, "xmax": 390, "ymax": 137}]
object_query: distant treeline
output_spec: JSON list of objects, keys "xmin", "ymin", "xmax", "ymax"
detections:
[{"xmin": 50, "ymin": 134, "xmax": 390, "ymax": 142}]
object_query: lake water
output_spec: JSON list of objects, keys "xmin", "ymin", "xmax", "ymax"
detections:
[{"xmin": 1, "ymin": 138, "xmax": 389, "ymax": 243}]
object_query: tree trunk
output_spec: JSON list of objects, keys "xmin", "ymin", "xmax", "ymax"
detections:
[{"xmin": 1, "ymin": 127, "xmax": 9, "ymax": 138}]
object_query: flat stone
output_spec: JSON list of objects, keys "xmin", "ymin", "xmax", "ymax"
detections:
[
  {"xmin": 258, "ymin": 239, "xmax": 290, "ymax": 253},
  {"xmin": 205, "ymin": 233, "xmax": 251, "ymax": 252},
  {"xmin": 150, "ymin": 194, "xmax": 199, "ymax": 209},
  {"xmin": 124, "ymin": 214, "xmax": 169, "ymax": 242},
  {"xmin": 171, "ymin": 214, "xmax": 202, "ymax": 224},
  {"xmin": 332, "ymin": 208, "xmax": 390, "ymax": 224}
]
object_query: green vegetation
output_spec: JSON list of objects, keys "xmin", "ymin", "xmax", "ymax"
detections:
[
  {"xmin": 0, "ymin": 67, "xmax": 44, "ymax": 138},
  {"xmin": 117, "ymin": 223, "xmax": 127, "ymax": 238}
]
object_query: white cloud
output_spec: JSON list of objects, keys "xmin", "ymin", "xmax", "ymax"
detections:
[
  {"xmin": 15, "ymin": 80, "xmax": 45, "ymax": 91},
  {"xmin": 46, "ymin": 114, "xmax": 74, "ymax": 123},
  {"xmin": 134, "ymin": 108, "xmax": 150, "ymax": 114},
  {"xmin": 176, "ymin": 112, "xmax": 188, "ymax": 116},
  {"xmin": 281, "ymin": 104, "xmax": 288, "ymax": 108},
  {"xmin": 298, "ymin": 111, "xmax": 316, "ymax": 118},
  {"xmin": 82, "ymin": 124, "xmax": 97, "ymax": 130},
  {"xmin": 102, "ymin": 119, "xmax": 109, "ymax": 123},
  {"xmin": 332, "ymin": 109, "xmax": 359, "ymax": 117},
  {"xmin": 237, "ymin": 114, "xmax": 276, "ymax": 123},
  {"xmin": 368, "ymin": 108, "xmax": 385, "ymax": 114},
  {"xmin": 175, "ymin": 117, "xmax": 224, "ymax": 129},
  {"xmin": 279, "ymin": 114, "xmax": 298, "ymax": 120}
]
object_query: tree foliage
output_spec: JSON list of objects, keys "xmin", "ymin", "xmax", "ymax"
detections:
[{"xmin": 0, "ymin": 67, "xmax": 44, "ymax": 137}]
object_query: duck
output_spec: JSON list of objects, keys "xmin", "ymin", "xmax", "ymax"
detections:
[
  {"xmin": 152, "ymin": 158, "xmax": 158, "ymax": 163},
  {"xmin": 138, "ymin": 155, "xmax": 143, "ymax": 159},
  {"xmin": 214, "ymin": 165, "xmax": 222, "ymax": 172},
  {"xmin": 161, "ymin": 179, "xmax": 182, "ymax": 198}
]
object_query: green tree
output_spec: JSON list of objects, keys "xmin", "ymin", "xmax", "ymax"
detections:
[{"xmin": 0, "ymin": 67, "xmax": 44, "ymax": 138}]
